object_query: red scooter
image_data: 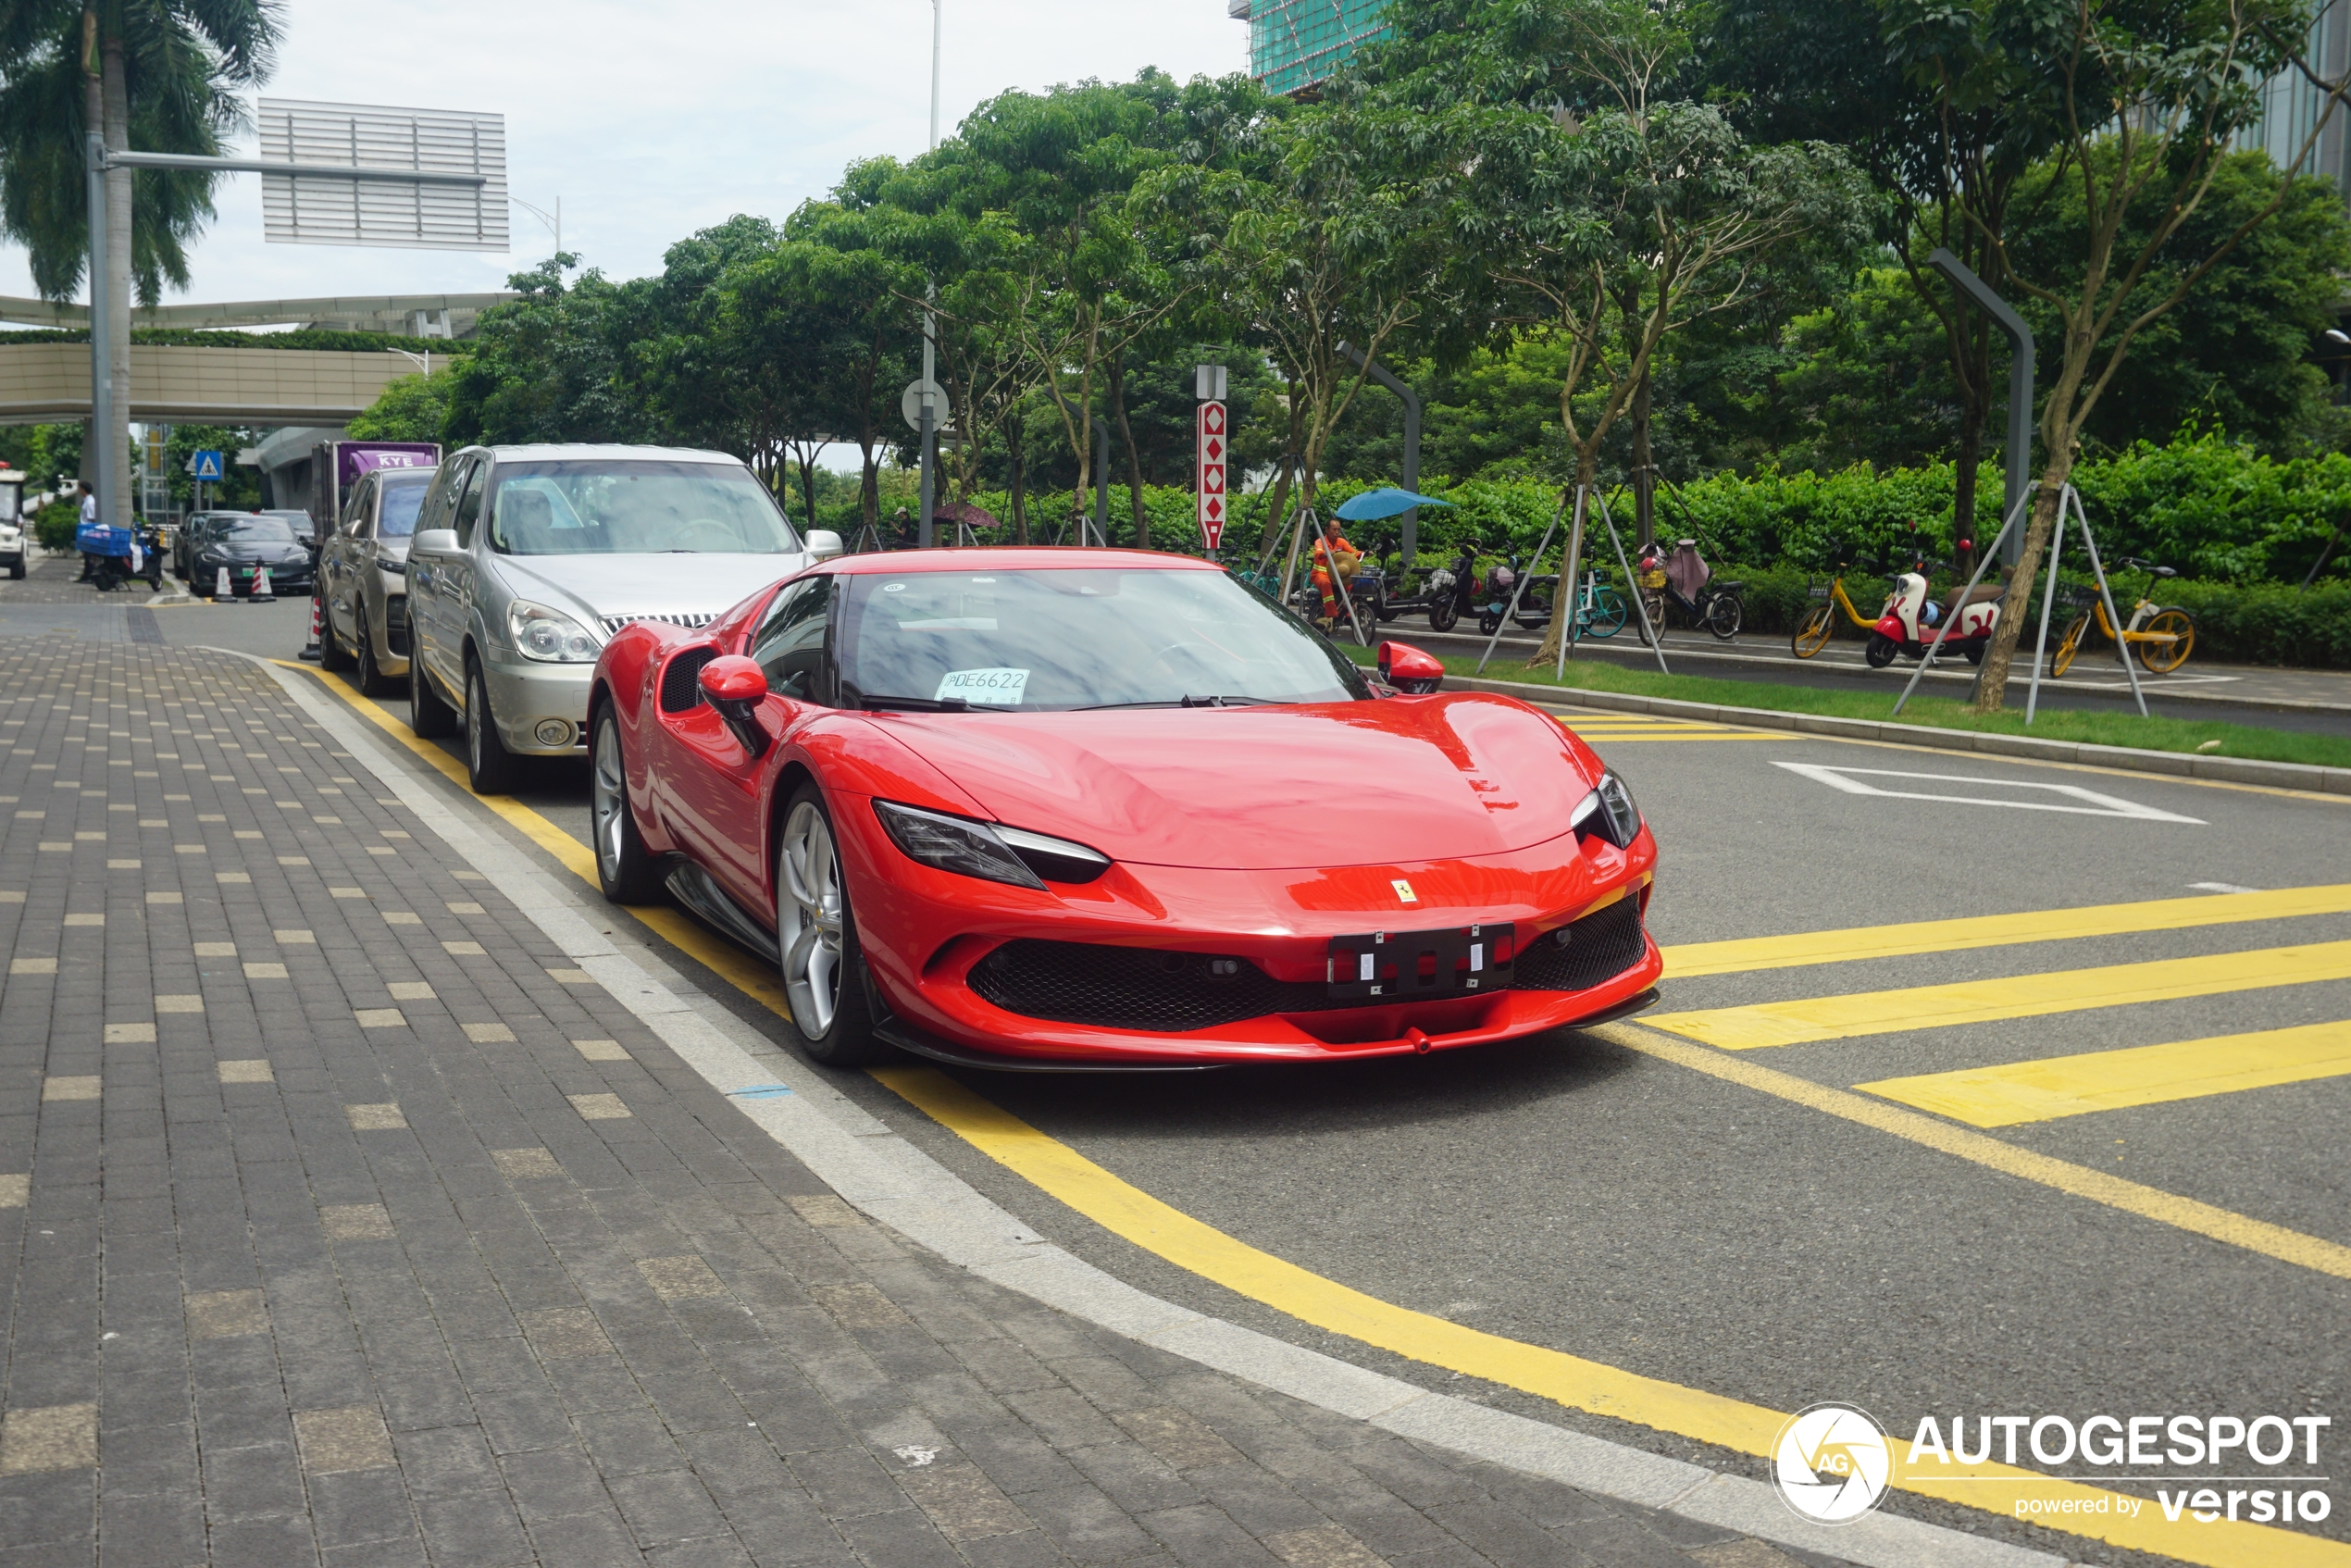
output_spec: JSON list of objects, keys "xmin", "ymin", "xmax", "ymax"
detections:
[{"xmin": 1866, "ymin": 550, "xmax": 2001, "ymax": 668}]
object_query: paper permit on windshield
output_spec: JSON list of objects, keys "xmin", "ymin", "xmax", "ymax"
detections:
[{"xmin": 936, "ymin": 667, "xmax": 1028, "ymax": 706}]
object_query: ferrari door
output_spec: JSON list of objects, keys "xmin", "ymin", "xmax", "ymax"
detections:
[{"xmin": 660, "ymin": 573, "xmax": 831, "ymax": 912}]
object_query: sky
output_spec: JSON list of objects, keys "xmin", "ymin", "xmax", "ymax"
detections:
[{"xmin": 0, "ymin": 0, "xmax": 1250, "ymax": 305}]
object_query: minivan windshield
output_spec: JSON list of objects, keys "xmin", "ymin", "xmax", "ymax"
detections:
[
  {"xmin": 836, "ymin": 567, "xmax": 1370, "ymax": 711},
  {"xmin": 485, "ymin": 459, "xmax": 800, "ymax": 555},
  {"xmin": 378, "ymin": 473, "xmax": 432, "ymax": 539}
]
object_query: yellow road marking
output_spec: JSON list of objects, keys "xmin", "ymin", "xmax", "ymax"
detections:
[
  {"xmin": 1857, "ymin": 1021, "xmax": 2351, "ymax": 1126},
  {"xmin": 1600, "ymin": 1024, "xmax": 2351, "ymax": 1285},
  {"xmin": 282, "ymin": 659, "xmax": 2351, "ymax": 1567},
  {"xmin": 875, "ymin": 1061, "xmax": 2345, "ymax": 1568},
  {"xmin": 1645, "ymin": 940, "xmax": 2351, "ymax": 1050},
  {"xmin": 1662, "ymin": 883, "xmax": 2351, "ymax": 977},
  {"xmin": 271, "ymin": 661, "xmax": 797, "ymax": 1020}
]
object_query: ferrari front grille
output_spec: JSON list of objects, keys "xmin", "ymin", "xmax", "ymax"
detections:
[
  {"xmin": 1513, "ymin": 896, "xmax": 1648, "ymax": 992},
  {"xmin": 969, "ymin": 940, "xmax": 1349, "ymax": 1031},
  {"xmin": 660, "ymin": 647, "xmax": 715, "ymax": 713},
  {"xmin": 602, "ymin": 611, "xmax": 715, "ymax": 637}
]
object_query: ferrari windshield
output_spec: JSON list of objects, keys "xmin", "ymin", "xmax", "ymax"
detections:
[
  {"xmin": 836, "ymin": 567, "xmax": 1370, "ymax": 710},
  {"xmin": 485, "ymin": 459, "xmax": 801, "ymax": 555}
]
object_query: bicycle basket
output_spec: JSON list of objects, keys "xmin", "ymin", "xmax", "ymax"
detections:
[
  {"xmin": 1637, "ymin": 567, "xmax": 1667, "ymax": 589},
  {"xmin": 2061, "ymin": 586, "xmax": 2099, "ymax": 610},
  {"xmin": 1807, "ymin": 583, "xmax": 1832, "ymax": 601}
]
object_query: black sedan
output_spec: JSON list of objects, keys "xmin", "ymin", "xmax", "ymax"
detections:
[{"xmin": 191, "ymin": 513, "xmax": 315, "ymax": 599}]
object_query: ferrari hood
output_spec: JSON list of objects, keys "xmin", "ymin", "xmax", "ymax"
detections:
[{"xmin": 877, "ymin": 693, "xmax": 1599, "ymax": 871}]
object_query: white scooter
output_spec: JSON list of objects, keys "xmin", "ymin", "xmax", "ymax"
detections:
[{"xmin": 1867, "ymin": 566, "xmax": 2000, "ymax": 668}]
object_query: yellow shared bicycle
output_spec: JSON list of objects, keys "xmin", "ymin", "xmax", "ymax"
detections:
[
  {"xmin": 2050, "ymin": 559, "xmax": 2196, "ymax": 677},
  {"xmin": 1790, "ymin": 565, "xmax": 1887, "ymax": 657}
]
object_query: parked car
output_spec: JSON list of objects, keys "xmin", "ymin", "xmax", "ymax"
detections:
[
  {"xmin": 404, "ymin": 443, "xmax": 840, "ymax": 793},
  {"xmin": 586, "ymin": 548, "xmax": 1661, "ymax": 1069},
  {"xmin": 188, "ymin": 511, "xmax": 315, "ymax": 598},
  {"xmin": 318, "ymin": 463, "xmax": 436, "ymax": 695},
  {"xmin": 0, "ymin": 467, "xmax": 25, "ymax": 579},
  {"xmin": 173, "ymin": 513, "xmax": 223, "ymax": 580}
]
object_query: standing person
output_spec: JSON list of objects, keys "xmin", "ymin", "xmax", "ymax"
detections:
[
  {"xmin": 1310, "ymin": 516, "xmax": 1363, "ymax": 626},
  {"xmin": 75, "ymin": 480, "xmax": 98, "ymax": 579}
]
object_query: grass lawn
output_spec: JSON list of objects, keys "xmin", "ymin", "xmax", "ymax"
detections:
[{"xmin": 1345, "ymin": 645, "xmax": 2351, "ymax": 771}]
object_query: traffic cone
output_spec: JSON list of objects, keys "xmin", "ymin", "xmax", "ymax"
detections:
[
  {"xmin": 299, "ymin": 592, "xmax": 324, "ymax": 662},
  {"xmin": 214, "ymin": 566, "xmax": 230, "ymax": 600},
  {"xmin": 254, "ymin": 566, "xmax": 275, "ymax": 602}
]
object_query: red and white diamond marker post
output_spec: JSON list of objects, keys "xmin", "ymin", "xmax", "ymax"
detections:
[{"xmin": 1197, "ymin": 400, "xmax": 1227, "ymax": 551}]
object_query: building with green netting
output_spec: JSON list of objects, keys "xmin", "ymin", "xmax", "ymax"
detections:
[{"xmin": 1228, "ymin": 0, "xmax": 1392, "ymax": 96}]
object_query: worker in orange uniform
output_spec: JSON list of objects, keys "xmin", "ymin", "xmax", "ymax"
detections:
[{"xmin": 1310, "ymin": 516, "xmax": 1363, "ymax": 626}]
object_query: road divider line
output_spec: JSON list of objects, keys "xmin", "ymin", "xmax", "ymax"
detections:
[
  {"xmin": 1855, "ymin": 1021, "xmax": 2351, "ymax": 1126},
  {"xmin": 871, "ymin": 1061, "xmax": 2344, "ymax": 1567},
  {"xmin": 1660, "ymin": 882, "xmax": 2351, "ymax": 977},
  {"xmin": 271, "ymin": 661, "xmax": 799, "ymax": 1020},
  {"xmin": 1597, "ymin": 1022, "xmax": 2351, "ymax": 1280},
  {"xmin": 1644, "ymin": 940, "xmax": 2351, "ymax": 1049}
]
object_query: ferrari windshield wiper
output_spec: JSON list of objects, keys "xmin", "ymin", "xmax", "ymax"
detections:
[
  {"xmin": 1077, "ymin": 694, "xmax": 1280, "ymax": 710},
  {"xmin": 855, "ymin": 693, "xmax": 972, "ymax": 712}
]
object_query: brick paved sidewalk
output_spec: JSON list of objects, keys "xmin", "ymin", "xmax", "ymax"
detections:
[{"xmin": 0, "ymin": 638, "xmax": 1841, "ymax": 1568}]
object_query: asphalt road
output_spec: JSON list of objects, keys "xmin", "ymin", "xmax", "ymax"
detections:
[{"xmin": 31, "ymin": 566, "xmax": 2345, "ymax": 1566}]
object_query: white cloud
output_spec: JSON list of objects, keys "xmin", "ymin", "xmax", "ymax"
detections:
[{"xmin": 0, "ymin": 0, "xmax": 1247, "ymax": 302}]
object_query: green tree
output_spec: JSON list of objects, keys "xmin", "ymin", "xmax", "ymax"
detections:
[
  {"xmin": 442, "ymin": 255, "xmax": 655, "ymax": 448},
  {"xmin": 348, "ymin": 370, "xmax": 457, "ymax": 445}
]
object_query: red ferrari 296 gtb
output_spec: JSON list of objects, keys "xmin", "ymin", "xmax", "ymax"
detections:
[{"xmin": 588, "ymin": 548, "xmax": 1661, "ymax": 1069}]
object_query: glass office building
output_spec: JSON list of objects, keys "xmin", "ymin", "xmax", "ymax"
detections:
[
  {"xmin": 1229, "ymin": 0, "xmax": 1393, "ymax": 97},
  {"xmin": 2236, "ymin": 0, "xmax": 2351, "ymax": 193}
]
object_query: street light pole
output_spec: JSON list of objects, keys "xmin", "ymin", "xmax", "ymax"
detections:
[
  {"xmin": 84, "ymin": 131, "xmax": 110, "ymax": 546},
  {"xmin": 919, "ymin": 0, "xmax": 941, "ymax": 549}
]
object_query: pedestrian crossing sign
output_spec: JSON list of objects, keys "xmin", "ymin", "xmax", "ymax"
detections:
[{"xmin": 191, "ymin": 449, "xmax": 224, "ymax": 481}]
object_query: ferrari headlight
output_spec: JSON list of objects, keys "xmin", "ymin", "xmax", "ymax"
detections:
[
  {"xmin": 873, "ymin": 801, "xmax": 1110, "ymax": 890},
  {"xmin": 508, "ymin": 600, "xmax": 602, "ymax": 663},
  {"xmin": 1571, "ymin": 771, "xmax": 1643, "ymax": 849}
]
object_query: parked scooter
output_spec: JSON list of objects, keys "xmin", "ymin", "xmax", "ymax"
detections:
[
  {"xmin": 1476, "ymin": 554, "xmax": 1557, "ymax": 636},
  {"xmin": 1424, "ymin": 541, "xmax": 1482, "ymax": 632},
  {"xmin": 89, "ymin": 518, "xmax": 163, "ymax": 592},
  {"xmin": 1867, "ymin": 559, "xmax": 2001, "ymax": 667}
]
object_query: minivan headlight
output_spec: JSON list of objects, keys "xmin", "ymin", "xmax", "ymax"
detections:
[
  {"xmin": 1570, "ymin": 771, "xmax": 1643, "ymax": 849},
  {"xmin": 509, "ymin": 600, "xmax": 602, "ymax": 663}
]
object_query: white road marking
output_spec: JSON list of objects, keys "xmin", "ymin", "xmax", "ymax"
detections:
[
  {"xmin": 1770, "ymin": 762, "xmax": 2206, "ymax": 824},
  {"xmin": 2189, "ymin": 881, "xmax": 2263, "ymax": 894}
]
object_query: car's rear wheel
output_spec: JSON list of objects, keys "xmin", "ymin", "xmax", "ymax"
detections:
[
  {"xmin": 465, "ymin": 658, "xmax": 523, "ymax": 795},
  {"xmin": 777, "ymin": 785, "xmax": 890, "ymax": 1066},
  {"xmin": 589, "ymin": 703, "xmax": 662, "ymax": 904},
  {"xmin": 354, "ymin": 607, "xmax": 396, "ymax": 697},
  {"xmin": 318, "ymin": 595, "xmax": 353, "ymax": 672}
]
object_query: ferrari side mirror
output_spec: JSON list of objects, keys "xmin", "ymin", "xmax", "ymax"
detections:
[
  {"xmin": 1377, "ymin": 641, "xmax": 1444, "ymax": 694},
  {"xmin": 698, "ymin": 654, "xmax": 772, "ymax": 756}
]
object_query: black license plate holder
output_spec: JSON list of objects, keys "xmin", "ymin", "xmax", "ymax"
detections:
[{"xmin": 1327, "ymin": 923, "xmax": 1513, "ymax": 1002}]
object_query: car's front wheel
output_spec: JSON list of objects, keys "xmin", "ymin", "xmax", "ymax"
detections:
[
  {"xmin": 776, "ymin": 784, "xmax": 890, "ymax": 1066},
  {"xmin": 589, "ymin": 703, "xmax": 662, "ymax": 903},
  {"xmin": 465, "ymin": 659, "xmax": 523, "ymax": 795},
  {"xmin": 410, "ymin": 645, "xmax": 457, "ymax": 737}
]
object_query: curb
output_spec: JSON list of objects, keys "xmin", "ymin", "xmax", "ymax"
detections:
[
  {"xmin": 251, "ymin": 649, "xmax": 2073, "ymax": 1568},
  {"xmin": 1446, "ymin": 671, "xmax": 2351, "ymax": 797},
  {"xmin": 1418, "ymin": 628, "xmax": 2351, "ymax": 718}
]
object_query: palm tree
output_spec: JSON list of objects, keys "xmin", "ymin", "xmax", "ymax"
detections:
[{"xmin": 0, "ymin": 0, "xmax": 279, "ymax": 512}]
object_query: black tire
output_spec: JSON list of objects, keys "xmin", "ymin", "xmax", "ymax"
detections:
[
  {"xmin": 464, "ymin": 658, "xmax": 524, "ymax": 795},
  {"xmin": 318, "ymin": 596, "xmax": 354, "ymax": 672},
  {"xmin": 1864, "ymin": 632, "xmax": 1901, "ymax": 669},
  {"xmin": 1963, "ymin": 641, "xmax": 1985, "ymax": 666},
  {"xmin": 589, "ymin": 701, "xmax": 663, "ymax": 904},
  {"xmin": 775, "ymin": 783, "xmax": 893, "ymax": 1066},
  {"xmin": 354, "ymin": 610, "xmax": 398, "ymax": 697},
  {"xmin": 8, "ymin": 559, "xmax": 24, "ymax": 580},
  {"xmin": 409, "ymin": 646, "xmax": 457, "ymax": 738},
  {"xmin": 1477, "ymin": 609, "xmax": 1503, "ymax": 636},
  {"xmin": 1638, "ymin": 591, "xmax": 1667, "ymax": 644},
  {"xmin": 1704, "ymin": 592, "xmax": 1742, "ymax": 639},
  {"xmin": 1429, "ymin": 598, "xmax": 1459, "ymax": 633}
]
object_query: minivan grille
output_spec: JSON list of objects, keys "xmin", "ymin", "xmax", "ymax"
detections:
[{"xmin": 602, "ymin": 612, "xmax": 715, "ymax": 637}]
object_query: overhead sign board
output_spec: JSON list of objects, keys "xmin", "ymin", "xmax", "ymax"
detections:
[
  {"xmin": 1197, "ymin": 400, "xmax": 1227, "ymax": 550},
  {"xmin": 258, "ymin": 99, "xmax": 508, "ymax": 251}
]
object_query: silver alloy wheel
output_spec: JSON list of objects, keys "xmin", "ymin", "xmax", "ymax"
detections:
[
  {"xmin": 591, "ymin": 715, "xmax": 628, "ymax": 882},
  {"xmin": 777, "ymin": 801, "xmax": 844, "ymax": 1037}
]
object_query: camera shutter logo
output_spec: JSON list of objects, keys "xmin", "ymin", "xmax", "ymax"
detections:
[{"xmin": 1772, "ymin": 1403, "xmax": 1892, "ymax": 1524}]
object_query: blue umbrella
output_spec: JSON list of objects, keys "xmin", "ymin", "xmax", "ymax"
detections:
[{"xmin": 1335, "ymin": 488, "xmax": 1454, "ymax": 522}]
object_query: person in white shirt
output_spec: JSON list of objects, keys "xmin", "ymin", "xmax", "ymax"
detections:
[{"xmin": 76, "ymin": 480, "xmax": 97, "ymax": 579}]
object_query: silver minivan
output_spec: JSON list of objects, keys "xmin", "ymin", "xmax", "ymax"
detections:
[{"xmin": 404, "ymin": 443, "xmax": 839, "ymax": 792}]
